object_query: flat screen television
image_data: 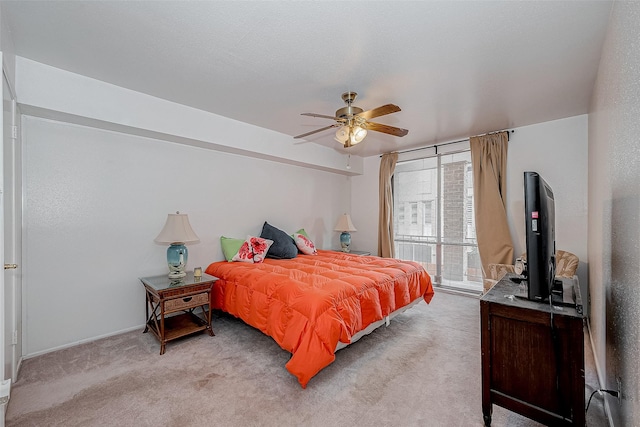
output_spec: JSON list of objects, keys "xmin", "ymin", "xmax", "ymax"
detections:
[{"xmin": 524, "ymin": 171, "xmax": 556, "ymax": 301}]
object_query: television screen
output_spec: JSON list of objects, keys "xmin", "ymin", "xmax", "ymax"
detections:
[{"xmin": 524, "ymin": 171, "xmax": 556, "ymax": 301}]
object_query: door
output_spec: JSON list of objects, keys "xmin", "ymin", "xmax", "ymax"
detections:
[{"xmin": 2, "ymin": 68, "xmax": 20, "ymax": 385}]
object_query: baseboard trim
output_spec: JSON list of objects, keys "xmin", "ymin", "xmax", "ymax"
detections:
[
  {"xmin": 24, "ymin": 324, "xmax": 144, "ymax": 359},
  {"xmin": 434, "ymin": 286, "xmax": 482, "ymax": 299}
]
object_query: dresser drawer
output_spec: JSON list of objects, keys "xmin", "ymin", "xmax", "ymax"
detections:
[{"xmin": 164, "ymin": 292, "xmax": 209, "ymax": 313}]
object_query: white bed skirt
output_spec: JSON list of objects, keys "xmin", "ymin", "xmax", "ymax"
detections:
[{"xmin": 334, "ymin": 297, "xmax": 424, "ymax": 352}]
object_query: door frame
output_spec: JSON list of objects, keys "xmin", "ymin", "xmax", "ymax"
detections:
[
  {"xmin": 3, "ymin": 68, "xmax": 19, "ymax": 382},
  {"xmin": 1, "ymin": 56, "xmax": 21, "ymax": 425}
]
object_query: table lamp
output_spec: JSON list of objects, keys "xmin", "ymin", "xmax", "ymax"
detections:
[
  {"xmin": 154, "ymin": 212, "xmax": 200, "ymax": 279},
  {"xmin": 334, "ymin": 213, "xmax": 357, "ymax": 253}
]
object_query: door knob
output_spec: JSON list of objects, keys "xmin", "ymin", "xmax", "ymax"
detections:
[{"xmin": 4, "ymin": 264, "xmax": 17, "ymax": 270}]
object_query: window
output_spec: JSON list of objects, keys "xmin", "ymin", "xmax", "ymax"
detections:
[
  {"xmin": 410, "ymin": 203, "xmax": 418, "ymax": 225},
  {"xmin": 423, "ymin": 201, "xmax": 432, "ymax": 224},
  {"xmin": 392, "ymin": 148, "xmax": 482, "ymax": 293}
]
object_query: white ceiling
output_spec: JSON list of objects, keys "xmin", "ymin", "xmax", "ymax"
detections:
[{"xmin": 1, "ymin": 1, "xmax": 612, "ymax": 157}]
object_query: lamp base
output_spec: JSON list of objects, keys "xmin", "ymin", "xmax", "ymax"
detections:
[
  {"xmin": 168, "ymin": 271, "xmax": 186, "ymax": 279},
  {"xmin": 340, "ymin": 232, "xmax": 351, "ymax": 253},
  {"xmin": 167, "ymin": 243, "xmax": 188, "ymax": 279}
]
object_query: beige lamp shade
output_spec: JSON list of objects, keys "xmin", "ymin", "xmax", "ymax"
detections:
[
  {"xmin": 334, "ymin": 214, "xmax": 357, "ymax": 232},
  {"xmin": 154, "ymin": 212, "xmax": 200, "ymax": 245}
]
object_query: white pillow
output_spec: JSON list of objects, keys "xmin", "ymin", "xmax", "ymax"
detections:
[
  {"xmin": 294, "ymin": 233, "xmax": 317, "ymax": 255},
  {"xmin": 232, "ymin": 236, "xmax": 274, "ymax": 263}
]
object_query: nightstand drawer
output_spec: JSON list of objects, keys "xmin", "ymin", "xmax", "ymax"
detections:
[{"xmin": 164, "ymin": 292, "xmax": 209, "ymax": 313}]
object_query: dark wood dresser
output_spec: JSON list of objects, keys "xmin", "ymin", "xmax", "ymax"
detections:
[{"xmin": 480, "ymin": 274, "xmax": 585, "ymax": 426}]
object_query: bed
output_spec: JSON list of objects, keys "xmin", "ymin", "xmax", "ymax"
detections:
[{"xmin": 205, "ymin": 249, "xmax": 434, "ymax": 388}]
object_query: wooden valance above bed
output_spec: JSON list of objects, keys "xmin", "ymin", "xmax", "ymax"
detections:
[{"xmin": 206, "ymin": 250, "xmax": 434, "ymax": 388}]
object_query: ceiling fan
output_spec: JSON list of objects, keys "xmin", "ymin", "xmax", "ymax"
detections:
[{"xmin": 294, "ymin": 92, "xmax": 409, "ymax": 148}]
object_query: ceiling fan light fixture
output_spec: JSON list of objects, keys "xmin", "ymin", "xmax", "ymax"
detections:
[
  {"xmin": 352, "ymin": 126, "xmax": 367, "ymax": 144},
  {"xmin": 334, "ymin": 125, "xmax": 367, "ymax": 147},
  {"xmin": 335, "ymin": 126, "xmax": 349, "ymax": 144}
]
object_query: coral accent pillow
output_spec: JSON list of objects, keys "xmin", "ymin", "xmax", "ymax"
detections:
[
  {"xmin": 232, "ymin": 236, "xmax": 274, "ymax": 263},
  {"xmin": 294, "ymin": 233, "xmax": 317, "ymax": 255}
]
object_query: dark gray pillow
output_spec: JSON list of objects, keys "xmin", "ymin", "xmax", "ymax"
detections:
[{"xmin": 260, "ymin": 222, "xmax": 298, "ymax": 259}]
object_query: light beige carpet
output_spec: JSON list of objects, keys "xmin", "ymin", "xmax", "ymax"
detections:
[{"xmin": 6, "ymin": 291, "xmax": 607, "ymax": 426}]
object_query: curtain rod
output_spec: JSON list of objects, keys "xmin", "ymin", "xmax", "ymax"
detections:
[{"xmin": 380, "ymin": 129, "xmax": 514, "ymax": 157}]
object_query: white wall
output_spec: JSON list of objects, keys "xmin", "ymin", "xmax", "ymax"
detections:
[
  {"xmin": 16, "ymin": 57, "xmax": 363, "ymax": 177},
  {"xmin": 0, "ymin": 4, "xmax": 17, "ymax": 90},
  {"xmin": 588, "ymin": 2, "xmax": 640, "ymax": 425},
  {"xmin": 350, "ymin": 155, "xmax": 381, "ymax": 255},
  {"xmin": 22, "ymin": 116, "xmax": 349, "ymax": 356},
  {"xmin": 505, "ymin": 116, "xmax": 589, "ymax": 294},
  {"xmin": 351, "ymin": 116, "xmax": 589, "ymax": 291}
]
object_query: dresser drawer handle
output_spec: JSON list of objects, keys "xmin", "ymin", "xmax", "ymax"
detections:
[{"xmin": 183, "ymin": 297, "xmax": 192, "ymax": 303}]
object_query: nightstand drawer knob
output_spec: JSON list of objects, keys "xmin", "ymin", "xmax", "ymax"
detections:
[{"xmin": 183, "ymin": 297, "xmax": 192, "ymax": 303}]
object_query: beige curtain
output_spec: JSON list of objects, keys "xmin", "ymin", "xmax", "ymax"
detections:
[
  {"xmin": 470, "ymin": 132, "xmax": 513, "ymax": 289},
  {"xmin": 378, "ymin": 152, "xmax": 398, "ymax": 258}
]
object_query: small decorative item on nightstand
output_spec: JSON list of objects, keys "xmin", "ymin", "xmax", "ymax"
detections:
[{"xmin": 334, "ymin": 213, "xmax": 357, "ymax": 253}]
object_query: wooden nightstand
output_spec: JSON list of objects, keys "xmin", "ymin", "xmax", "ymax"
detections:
[
  {"xmin": 349, "ymin": 250, "xmax": 371, "ymax": 256},
  {"xmin": 140, "ymin": 272, "xmax": 218, "ymax": 354},
  {"xmin": 334, "ymin": 250, "xmax": 372, "ymax": 256}
]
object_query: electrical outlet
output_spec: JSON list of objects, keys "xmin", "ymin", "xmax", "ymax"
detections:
[{"xmin": 617, "ymin": 377, "xmax": 622, "ymax": 401}]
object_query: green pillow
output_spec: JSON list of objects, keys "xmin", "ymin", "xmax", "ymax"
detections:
[
  {"xmin": 291, "ymin": 228, "xmax": 309, "ymax": 239},
  {"xmin": 220, "ymin": 236, "xmax": 245, "ymax": 261}
]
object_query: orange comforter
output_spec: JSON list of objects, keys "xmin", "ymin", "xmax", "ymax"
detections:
[{"xmin": 205, "ymin": 250, "xmax": 434, "ymax": 388}]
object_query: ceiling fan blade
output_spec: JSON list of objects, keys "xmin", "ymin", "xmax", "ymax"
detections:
[
  {"xmin": 301, "ymin": 112, "xmax": 343, "ymax": 120},
  {"xmin": 366, "ymin": 122, "xmax": 409, "ymax": 137},
  {"xmin": 357, "ymin": 104, "xmax": 401, "ymax": 120},
  {"xmin": 294, "ymin": 123, "xmax": 340, "ymax": 139}
]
